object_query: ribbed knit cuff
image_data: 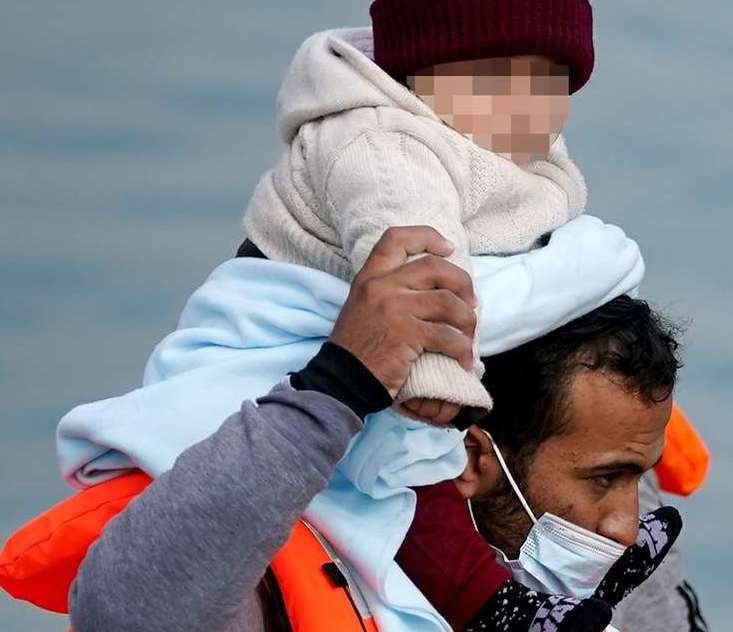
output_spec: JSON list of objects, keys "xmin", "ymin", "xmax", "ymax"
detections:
[
  {"xmin": 397, "ymin": 351, "xmax": 493, "ymax": 410},
  {"xmin": 289, "ymin": 341, "xmax": 392, "ymax": 420}
]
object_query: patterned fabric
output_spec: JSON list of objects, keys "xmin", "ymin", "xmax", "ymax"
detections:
[
  {"xmin": 464, "ymin": 581, "xmax": 611, "ymax": 632},
  {"xmin": 594, "ymin": 506, "xmax": 682, "ymax": 608}
]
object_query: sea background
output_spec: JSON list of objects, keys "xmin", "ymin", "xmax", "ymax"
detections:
[{"xmin": 1, "ymin": 2, "xmax": 730, "ymax": 629}]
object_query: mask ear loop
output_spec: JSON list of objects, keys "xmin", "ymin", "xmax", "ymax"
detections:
[
  {"xmin": 465, "ymin": 429, "xmax": 540, "ymax": 530},
  {"xmin": 482, "ymin": 430, "xmax": 539, "ymax": 525},
  {"xmin": 466, "ymin": 497, "xmax": 480, "ymax": 532}
]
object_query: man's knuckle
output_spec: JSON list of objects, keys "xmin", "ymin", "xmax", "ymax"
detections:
[
  {"xmin": 380, "ymin": 226, "xmax": 402, "ymax": 246},
  {"xmin": 436, "ymin": 323, "xmax": 453, "ymax": 343},
  {"xmin": 430, "ymin": 288, "xmax": 448, "ymax": 305},
  {"xmin": 422, "ymin": 254, "xmax": 442, "ymax": 275},
  {"xmin": 456, "ymin": 311, "xmax": 471, "ymax": 332},
  {"xmin": 421, "ymin": 322, "xmax": 437, "ymax": 345}
]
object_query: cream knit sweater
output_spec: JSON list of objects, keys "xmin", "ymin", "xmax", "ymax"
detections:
[{"xmin": 244, "ymin": 27, "xmax": 587, "ymax": 411}]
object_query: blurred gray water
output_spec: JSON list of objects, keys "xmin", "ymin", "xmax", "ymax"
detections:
[{"xmin": 1, "ymin": 2, "xmax": 730, "ymax": 630}]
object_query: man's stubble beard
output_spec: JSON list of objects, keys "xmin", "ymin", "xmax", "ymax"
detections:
[{"xmin": 469, "ymin": 457, "xmax": 535, "ymax": 559}]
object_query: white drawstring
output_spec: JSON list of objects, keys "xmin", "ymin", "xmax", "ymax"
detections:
[{"xmin": 466, "ymin": 498, "xmax": 480, "ymax": 532}]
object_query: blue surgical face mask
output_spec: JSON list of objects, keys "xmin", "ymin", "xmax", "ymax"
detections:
[{"xmin": 467, "ymin": 430, "xmax": 627, "ymax": 599}]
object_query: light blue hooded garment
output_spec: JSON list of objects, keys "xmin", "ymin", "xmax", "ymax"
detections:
[{"xmin": 57, "ymin": 216, "xmax": 644, "ymax": 631}]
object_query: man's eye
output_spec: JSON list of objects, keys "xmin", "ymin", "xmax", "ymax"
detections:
[{"xmin": 591, "ymin": 474, "xmax": 616, "ymax": 489}]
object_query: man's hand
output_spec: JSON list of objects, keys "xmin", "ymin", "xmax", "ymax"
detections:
[{"xmin": 330, "ymin": 226, "xmax": 477, "ymax": 409}]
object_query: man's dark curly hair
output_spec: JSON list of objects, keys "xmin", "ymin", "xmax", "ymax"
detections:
[{"xmin": 478, "ymin": 295, "xmax": 683, "ymax": 471}]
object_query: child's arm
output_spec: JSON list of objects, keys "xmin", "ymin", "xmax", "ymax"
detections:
[
  {"xmin": 321, "ymin": 126, "xmax": 490, "ymax": 413},
  {"xmin": 314, "ymin": 121, "xmax": 587, "ymax": 417},
  {"xmin": 318, "ymin": 127, "xmax": 586, "ymax": 278},
  {"xmin": 323, "ymin": 127, "xmax": 470, "ymax": 279}
]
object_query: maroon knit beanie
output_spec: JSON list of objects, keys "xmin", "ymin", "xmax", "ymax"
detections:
[{"xmin": 370, "ymin": 0, "xmax": 594, "ymax": 94}]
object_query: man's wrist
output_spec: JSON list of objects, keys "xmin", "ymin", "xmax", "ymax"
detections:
[{"xmin": 288, "ymin": 341, "xmax": 392, "ymax": 420}]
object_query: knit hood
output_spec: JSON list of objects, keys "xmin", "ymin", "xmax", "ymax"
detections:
[{"xmin": 276, "ymin": 27, "xmax": 441, "ymax": 144}]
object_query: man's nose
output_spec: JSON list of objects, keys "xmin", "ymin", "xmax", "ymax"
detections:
[{"xmin": 597, "ymin": 492, "xmax": 640, "ymax": 548}]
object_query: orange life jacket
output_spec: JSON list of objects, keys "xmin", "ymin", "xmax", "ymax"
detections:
[
  {"xmin": 266, "ymin": 519, "xmax": 378, "ymax": 631},
  {"xmin": 0, "ymin": 472, "xmax": 376, "ymax": 630},
  {"xmin": 655, "ymin": 404, "xmax": 710, "ymax": 496},
  {"xmin": 60, "ymin": 517, "xmax": 375, "ymax": 632}
]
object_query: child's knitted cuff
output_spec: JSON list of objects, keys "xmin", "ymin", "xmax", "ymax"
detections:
[{"xmin": 396, "ymin": 351, "xmax": 492, "ymax": 411}]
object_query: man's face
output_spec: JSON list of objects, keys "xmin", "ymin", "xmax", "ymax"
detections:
[
  {"xmin": 462, "ymin": 369, "xmax": 672, "ymax": 558},
  {"xmin": 407, "ymin": 55, "xmax": 570, "ymax": 165}
]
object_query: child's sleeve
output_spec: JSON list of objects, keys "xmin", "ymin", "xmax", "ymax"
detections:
[
  {"xmin": 317, "ymin": 125, "xmax": 491, "ymax": 409},
  {"xmin": 323, "ymin": 127, "xmax": 471, "ymax": 278}
]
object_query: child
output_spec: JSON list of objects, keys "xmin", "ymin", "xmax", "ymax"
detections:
[
  {"xmin": 243, "ymin": 0, "xmax": 593, "ymax": 426},
  {"xmin": 238, "ymin": 0, "xmax": 622, "ymax": 627}
]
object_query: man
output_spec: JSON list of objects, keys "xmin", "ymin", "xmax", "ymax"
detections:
[
  {"xmin": 69, "ymin": 227, "xmax": 685, "ymax": 631},
  {"xmin": 396, "ymin": 293, "xmax": 690, "ymax": 630}
]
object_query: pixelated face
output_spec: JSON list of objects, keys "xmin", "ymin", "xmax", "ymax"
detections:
[{"xmin": 408, "ymin": 56, "xmax": 570, "ymax": 165}]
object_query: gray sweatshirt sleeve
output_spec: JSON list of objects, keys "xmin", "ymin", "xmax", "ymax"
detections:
[{"xmin": 68, "ymin": 378, "xmax": 363, "ymax": 632}]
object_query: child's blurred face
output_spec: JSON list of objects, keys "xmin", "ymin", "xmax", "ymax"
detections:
[{"xmin": 408, "ymin": 56, "xmax": 570, "ymax": 165}]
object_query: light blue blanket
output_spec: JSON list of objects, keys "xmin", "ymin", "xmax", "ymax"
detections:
[{"xmin": 57, "ymin": 216, "xmax": 644, "ymax": 631}]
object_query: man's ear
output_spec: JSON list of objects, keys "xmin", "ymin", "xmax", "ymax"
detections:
[{"xmin": 454, "ymin": 425, "xmax": 502, "ymax": 499}]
